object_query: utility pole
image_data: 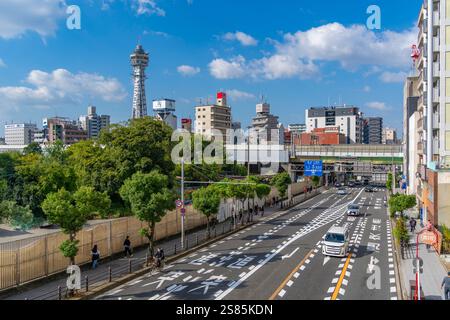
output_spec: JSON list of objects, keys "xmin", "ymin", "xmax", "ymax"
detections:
[
  {"xmin": 247, "ymin": 127, "xmax": 251, "ymax": 177},
  {"xmin": 181, "ymin": 158, "xmax": 185, "ymax": 249}
]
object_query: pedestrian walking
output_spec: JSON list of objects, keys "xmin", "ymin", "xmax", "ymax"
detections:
[
  {"xmin": 441, "ymin": 272, "xmax": 450, "ymax": 300},
  {"xmin": 91, "ymin": 245, "xmax": 100, "ymax": 269},
  {"xmin": 261, "ymin": 206, "xmax": 265, "ymax": 217},
  {"xmin": 124, "ymin": 236, "xmax": 133, "ymax": 258},
  {"xmin": 409, "ymin": 218, "xmax": 417, "ymax": 233}
]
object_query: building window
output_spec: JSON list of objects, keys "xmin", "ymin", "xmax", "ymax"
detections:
[
  {"xmin": 447, "ymin": 0, "xmax": 450, "ymax": 19},
  {"xmin": 446, "ymin": 78, "xmax": 450, "ymax": 97}
]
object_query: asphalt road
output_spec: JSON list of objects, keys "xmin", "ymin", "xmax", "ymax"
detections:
[{"xmin": 96, "ymin": 187, "xmax": 399, "ymax": 301}]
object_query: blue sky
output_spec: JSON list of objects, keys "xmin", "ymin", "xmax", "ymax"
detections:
[{"xmin": 0, "ymin": 0, "xmax": 422, "ymax": 137}]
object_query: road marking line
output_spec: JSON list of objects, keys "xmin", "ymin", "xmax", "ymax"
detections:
[
  {"xmin": 294, "ymin": 273, "xmax": 300, "ymax": 278},
  {"xmin": 269, "ymin": 249, "xmax": 314, "ymax": 300},
  {"xmin": 287, "ymin": 280, "xmax": 293, "ymax": 287},
  {"xmin": 390, "ymin": 287, "xmax": 397, "ymax": 293},
  {"xmin": 327, "ymin": 287, "xmax": 335, "ymax": 293},
  {"xmin": 278, "ymin": 289, "xmax": 286, "ymax": 298},
  {"xmin": 332, "ymin": 278, "xmax": 338, "ymax": 284}
]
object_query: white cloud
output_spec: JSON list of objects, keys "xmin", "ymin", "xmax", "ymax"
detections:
[
  {"xmin": 209, "ymin": 23, "xmax": 415, "ymax": 81},
  {"xmin": 0, "ymin": 0, "xmax": 66, "ymax": 39},
  {"xmin": 208, "ymin": 56, "xmax": 246, "ymax": 79},
  {"xmin": 0, "ymin": 58, "xmax": 5, "ymax": 68},
  {"xmin": 363, "ymin": 85, "xmax": 371, "ymax": 92},
  {"xmin": 134, "ymin": 0, "xmax": 165, "ymax": 16},
  {"xmin": 143, "ymin": 30, "xmax": 169, "ymax": 37},
  {"xmin": 278, "ymin": 23, "xmax": 416, "ymax": 69},
  {"xmin": 0, "ymin": 69, "xmax": 126, "ymax": 111},
  {"xmin": 101, "ymin": 0, "xmax": 166, "ymax": 16},
  {"xmin": 223, "ymin": 31, "xmax": 258, "ymax": 46},
  {"xmin": 379, "ymin": 71, "xmax": 408, "ymax": 83},
  {"xmin": 177, "ymin": 65, "xmax": 201, "ymax": 76},
  {"xmin": 226, "ymin": 89, "xmax": 256, "ymax": 101},
  {"xmin": 366, "ymin": 101, "xmax": 390, "ymax": 111}
]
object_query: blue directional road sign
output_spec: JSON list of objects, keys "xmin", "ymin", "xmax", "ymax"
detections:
[{"xmin": 304, "ymin": 160, "xmax": 323, "ymax": 177}]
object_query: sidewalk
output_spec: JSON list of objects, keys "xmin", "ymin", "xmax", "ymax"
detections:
[{"xmin": 398, "ymin": 218, "xmax": 448, "ymax": 300}]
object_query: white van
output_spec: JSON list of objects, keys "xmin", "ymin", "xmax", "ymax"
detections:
[{"xmin": 322, "ymin": 226, "xmax": 350, "ymax": 258}]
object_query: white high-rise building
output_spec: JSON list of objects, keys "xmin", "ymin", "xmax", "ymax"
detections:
[
  {"xmin": 130, "ymin": 44, "xmax": 149, "ymax": 119},
  {"xmin": 4, "ymin": 123, "xmax": 37, "ymax": 145},
  {"xmin": 409, "ymin": 0, "xmax": 450, "ymax": 228},
  {"xmin": 305, "ymin": 106, "xmax": 363, "ymax": 144}
]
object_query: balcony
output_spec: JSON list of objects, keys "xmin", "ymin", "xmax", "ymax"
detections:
[
  {"xmin": 417, "ymin": 142, "xmax": 424, "ymax": 154},
  {"xmin": 433, "ymin": 61, "xmax": 440, "ymax": 77},
  {"xmin": 433, "ymin": 112, "xmax": 440, "ymax": 128},
  {"xmin": 433, "ymin": 87, "xmax": 439, "ymax": 104},
  {"xmin": 433, "ymin": 36, "xmax": 440, "ymax": 52},
  {"xmin": 433, "ymin": 138, "xmax": 439, "ymax": 152},
  {"xmin": 417, "ymin": 117, "xmax": 424, "ymax": 132},
  {"xmin": 433, "ymin": 10, "xmax": 440, "ymax": 26}
]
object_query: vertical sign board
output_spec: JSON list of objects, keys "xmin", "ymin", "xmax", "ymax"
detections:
[{"xmin": 304, "ymin": 160, "xmax": 323, "ymax": 177}]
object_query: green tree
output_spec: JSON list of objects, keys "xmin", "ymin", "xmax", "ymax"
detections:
[
  {"xmin": 69, "ymin": 118, "xmax": 175, "ymax": 215},
  {"xmin": 0, "ymin": 201, "xmax": 34, "ymax": 230},
  {"xmin": 386, "ymin": 173, "xmax": 393, "ymax": 193},
  {"xmin": 119, "ymin": 171, "xmax": 175, "ymax": 258},
  {"xmin": 270, "ymin": 172, "xmax": 292, "ymax": 199},
  {"xmin": 388, "ymin": 194, "xmax": 417, "ymax": 218},
  {"xmin": 42, "ymin": 187, "xmax": 111, "ymax": 265},
  {"xmin": 192, "ymin": 185, "xmax": 221, "ymax": 239},
  {"xmin": 23, "ymin": 142, "xmax": 42, "ymax": 155},
  {"xmin": 393, "ymin": 217, "xmax": 409, "ymax": 245},
  {"xmin": 312, "ymin": 176, "xmax": 321, "ymax": 188}
]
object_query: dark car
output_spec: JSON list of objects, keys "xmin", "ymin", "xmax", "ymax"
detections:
[
  {"xmin": 335, "ymin": 182, "xmax": 341, "ymax": 188},
  {"xmin": 348, "ymin": 182, "xmax": 355, "ymax": 188},
  {"xmin": 365, "ymin": 187, "xmax": 374, "ymax": 193}
]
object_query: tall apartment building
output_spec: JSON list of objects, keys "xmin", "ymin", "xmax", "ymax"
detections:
[
  {"xmin": 250, "ymin": 102, "xmax": 284, "ymax": 145},
  {"xmin": 305, "ymin": 106, "xmax": 363, "ymax": 144},
  {"xmin": 363, "ymin": 117, "xmax": 383, "ymax": 144},
  {"xmin": 404, "ymin": 76, "xmax": 420, "ymax": 195},
  {"xmin": 46, "ymin": 117, "xmax": 88, "ymax": 145},
  {"xmin": 4, "ymin": 123, "xmax": 37, "ymax": 145},
  {"xmin": 195, "ymin": 92, "xmax": 232, "ymax": 139},
  {"xmin": 382, "ymin": 127, "xmax": 398, "ymax": 144},
  {"xmin": 411, "ymin": 0, "xmax": 450, "ymax": 227},
  {"xmin": 79, "ymin": 106, "xmax": 111, "ymax": 139}
]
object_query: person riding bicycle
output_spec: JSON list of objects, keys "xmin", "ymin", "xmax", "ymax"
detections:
[{"xmin": 154, "ymin": 248, "xmax": 165, "ymax": 268}]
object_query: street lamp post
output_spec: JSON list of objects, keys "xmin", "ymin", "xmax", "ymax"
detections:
[{"xmin": 181, "ymin": 158, "xmax": 185, "ymax": 250}]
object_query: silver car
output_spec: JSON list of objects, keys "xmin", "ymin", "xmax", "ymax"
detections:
[{"xmin": 347, "ymin": 204, "xmax": 360, "ymax": 216}]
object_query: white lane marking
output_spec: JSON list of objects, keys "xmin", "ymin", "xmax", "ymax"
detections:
[
  {"xmin": 215, "ymin": 190, "xmax": 365, "ymax": 301},
  {"xmin": 278, "ymin": 289, "xmax": 286, "ymax": 298},
  {"xmin": 287, "ymin": 280, "xmax": 294, "ymax": 287},
  {"xmin": 327, "ymin": 287, "xmax": 335, "ymax": 293}
]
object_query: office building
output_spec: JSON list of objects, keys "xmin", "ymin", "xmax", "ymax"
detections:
[
  {"xmin": 4, "ymin": 123, "xmax": 37, "ymax": 145},
  {"xmin": 382, "ymin": 127, "xmax": 398, "ymax": 144},
  {"xmin": 46, "ymin": 117, "xmax": 87, "ymax": 145},
  {"xmin": 305, "ymin": 106, "xmax": 363, "ymax": 144},
  {"xmin": 131, "ymin": 44, "xmax": 149, "ymax": 119},
  {"xmin": 195, "ymin": 92, "xmax": 232, "ymax": 139},
  {"xmin": 153, "ymin": 99, "xmax": 177, "ymax": 130},
  {"xmin": 363, "ymin": 117, "xmax": 383, "ymax": 144},
  {"xmin": 79, "ymin": 106, "xmax": 110, "ymax": 139}
]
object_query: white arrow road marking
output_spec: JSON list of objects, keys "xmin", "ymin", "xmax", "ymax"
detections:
[
  {"xmin": 282, "ymin": 247, "xmax": 299, "ymax": 260},
  {"xmin": 323, "ymin": 256, "xmax": 331, "ymax": 266}
]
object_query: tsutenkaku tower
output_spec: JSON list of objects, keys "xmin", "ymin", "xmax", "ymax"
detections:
[{"xmin": 130, "ymin": 44, "xmax": 149, "ymax": 119}]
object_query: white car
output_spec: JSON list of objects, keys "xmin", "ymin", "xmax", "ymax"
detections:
[
  {"xmin": 322, "ymin": 226, "xmax": 350, "ymax": 258},
  {"xmin": 337, "ymin": 187, "xmax": 347, "ymax": 195}
]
